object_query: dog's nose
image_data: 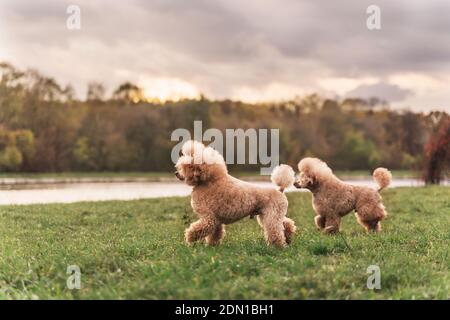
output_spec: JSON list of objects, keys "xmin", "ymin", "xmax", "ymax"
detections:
[
  {"xmin": 293, "ymin": 181, "xmax": 301, "ymax": 188},
  {"xmin": 175, "ymin": 171, "xmax": 184, "ymax": 181}
]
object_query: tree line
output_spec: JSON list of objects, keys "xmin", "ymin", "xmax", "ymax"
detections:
[{"xmin": 0, "ymin": 62, "xmax": 448, "ymax": 179}]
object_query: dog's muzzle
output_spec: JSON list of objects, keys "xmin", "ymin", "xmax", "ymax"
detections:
[
  {"xmin": 175, "ymin": 171, "xmax": 184, "ymax": 181},
  {"xmin": 293, "ymin": 181, "xmax": 301, "ymax": 188}
]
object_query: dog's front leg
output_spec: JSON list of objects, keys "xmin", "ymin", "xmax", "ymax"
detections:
[
  {"xmin": 314, "ymin": 215, "xmax": 326, "ymax": 230},
  {"xmin": 324, "ymin": 216, "xmax": 341, "ymax": 234},
  {"xmin": 185, "ymin": 218, "xmax": 217, "ymax": 245},
  {"xmin": 206, "ymin": 224, "xmax": 226, "ymax": 246}
]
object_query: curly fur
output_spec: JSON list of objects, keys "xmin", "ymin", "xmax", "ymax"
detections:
[
  {"xmin": 294, "ymin": 157, "xmax": 391, "ymax": 234},
  {"xmin": 175, "ymin": 140, "xmax": 297, "ymax": 247},
  {"xmin": 271, "ymin": 164, "xmax": 295, "ymax": 192},
  {"xmin": 373, "ymin": 168, "xmax": 392, "ymax": 191}
]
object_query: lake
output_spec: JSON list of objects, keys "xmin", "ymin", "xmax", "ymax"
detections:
[{"xmin": 0, "ymin": 178, "xmax": 443, "ymax": 205}]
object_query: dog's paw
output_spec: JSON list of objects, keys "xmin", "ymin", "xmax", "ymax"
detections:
[
  {"xmin": 324, "ymin": 226, "xmax": 339, "ymax": 234},
  {"xmin": 184, "ymin": 233, "xmax": 195, "ymax": 245}
]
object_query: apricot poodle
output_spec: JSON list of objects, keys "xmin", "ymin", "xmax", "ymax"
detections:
[
  {"xmin": 294, "ymin": 157, "xmax": 391, "ymax": 233},
  {"xmin": 175, "ymin": 140, "xmax": 296, "ymax": 247}
]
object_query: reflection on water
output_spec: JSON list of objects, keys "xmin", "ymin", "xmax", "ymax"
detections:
[{"xmin": 0, "ymin": 179, "xmax": 446, "ymax": 205}]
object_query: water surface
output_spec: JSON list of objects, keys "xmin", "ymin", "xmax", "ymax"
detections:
[{"xmin": 0, "ymin": 178, "xmax": 439, "ymax": 205}]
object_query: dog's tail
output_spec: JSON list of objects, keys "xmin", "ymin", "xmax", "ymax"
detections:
[
  {"xmin": 271, "ymin": 164, "xmax": 295, "ymax": 192},
  {"xmin": 373, "ymin": 167, "xmax": 392, "ymax": 191}
]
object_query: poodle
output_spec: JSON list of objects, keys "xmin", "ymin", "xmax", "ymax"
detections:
[
  {"xmin": 293, "ymin": 157, "xmax": 392, "ymax": 234},
  {"xmin": 175, "ymin": 140, "xmax": 297, "ymax": 247}
]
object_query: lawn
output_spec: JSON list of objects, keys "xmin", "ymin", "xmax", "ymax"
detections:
[{"xmin": 0, "ymin": 187, "xmax": 448, "ymax": 299}]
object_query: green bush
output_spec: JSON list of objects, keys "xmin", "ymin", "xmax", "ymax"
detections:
[
  {"xmin": 0, "ymin": 146, "xmax": 23, "ymax": 170},
  {"xmin": 334, "ymin": 131, "xmax": 380, "ymax": 170}
]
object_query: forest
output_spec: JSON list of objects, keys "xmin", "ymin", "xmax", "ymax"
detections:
[{"xmin": 1, "ymin": 62, "xmax": 449, "ymax": 178}]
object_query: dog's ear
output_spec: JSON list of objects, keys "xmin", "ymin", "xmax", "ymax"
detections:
[
  {"xmin": 307, "ymin": 174, "xmax": 319, "ymax": 190},
  {"xmin": 191, "ymin": 166, "xmax": 203, "ymax": 184}
]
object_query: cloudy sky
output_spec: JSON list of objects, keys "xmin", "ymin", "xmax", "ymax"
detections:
[{"xmin": 0, "ymin": 0, "xmax": 449, "ymax": 112}]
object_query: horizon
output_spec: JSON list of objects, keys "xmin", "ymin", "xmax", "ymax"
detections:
[{"xmin": 1, "ymin": 60, "xmax": 448, "ymax": 115}]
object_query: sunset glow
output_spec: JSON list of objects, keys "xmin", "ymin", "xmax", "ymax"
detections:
[{"xmin": 140, "ymin": 77, "xmax": 201, "ymax": 102}]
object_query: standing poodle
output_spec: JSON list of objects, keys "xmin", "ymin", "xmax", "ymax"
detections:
[
  {"xmin": 175, "ymin": 140, "xmax": 296, "ymax": 247},
  {"xmin": 294, "ymin": 157, "xmax": 391, "ymax": 233}
]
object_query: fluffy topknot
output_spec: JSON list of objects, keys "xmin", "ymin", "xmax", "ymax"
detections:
[
  {"xmin": 180, "ymin": 140, "xmax": 225, "ymax": 165},
  {"xmin": 298, "ymin": 157, "xmax": 333, "ymax": 178},
  {"xmin": 182, "ymin": 140, "xmax": 205, "ymax": 164},
  {"xmin": 202, "ymin": 145, "xmax": 225, "ymax": 165}
]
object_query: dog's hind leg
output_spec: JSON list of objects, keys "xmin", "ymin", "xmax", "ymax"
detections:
[
  {"xmin": 283, "ymin": 217, "xmax": 296, "ymax": 244},
  {"xmin": 206, "ymin": 224, "xmax": 226, "ymax": 246},
  {"xmin": 258, "ymin": 211, "xmax": 287, "ymax": 247},
  {"xmin": 185, "ymin": 218, "xmax": 217, "ymax": 245},
  {"xmin": 355, "ymin": 214, "xmax": 382, "ymax": 232},
  {"xmin": 366, "ymin": 220, "xmax": 381, "ymax": 232},
  {"xmin": 355, "ymin": 204, "xmax": 386, "ymax": 232}
]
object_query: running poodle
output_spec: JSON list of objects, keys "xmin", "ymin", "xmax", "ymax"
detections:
[
  {"xmin": 175, "ymin": 140, "xmax": 296, "ymax": 247},
  {"xmin": 293, "ymin": 157, "xmax": 391, "ymax": 233}
]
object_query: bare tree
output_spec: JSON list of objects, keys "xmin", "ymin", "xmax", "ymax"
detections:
[
  {"xmin": 86, "ymin": 82, "xmax": 105, "ymax": 102},
  {"xmin": 423, "ymin": 118, "xmax": 450, "ymax": 184},
  {"xmin": 112, "ymin": 82, "xmax": 145, "ymax": 104}
]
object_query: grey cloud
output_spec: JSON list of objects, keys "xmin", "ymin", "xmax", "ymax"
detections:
[
  {"xmin": 7, "ymin": 0, "xmax": 450, "ymax": 71},
  {"xmin": 0, "ymin": 0, "xmax": 449, "ymax": 106},
  {"xmin": 346, "ymin": 82, "xmax": 412, "ymax": 102}
]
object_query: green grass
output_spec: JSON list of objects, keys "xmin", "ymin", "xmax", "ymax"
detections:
[{"xmin": 0, "ymin": 187, "xmax": 448, "ymax": 299}]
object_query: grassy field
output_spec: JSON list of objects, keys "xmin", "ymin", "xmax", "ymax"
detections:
[{"xmin": 0, "ymin": 187, "xmax": 448, "ymax": 299}]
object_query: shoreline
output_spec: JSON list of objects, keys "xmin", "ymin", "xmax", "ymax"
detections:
[
  {"xmin": 0, "ymin": 170, "xmax": 425, "ymax": 185},
  {"xmin": 0, "ymin": 175, "xmax": 432, "ymax": 186}
]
